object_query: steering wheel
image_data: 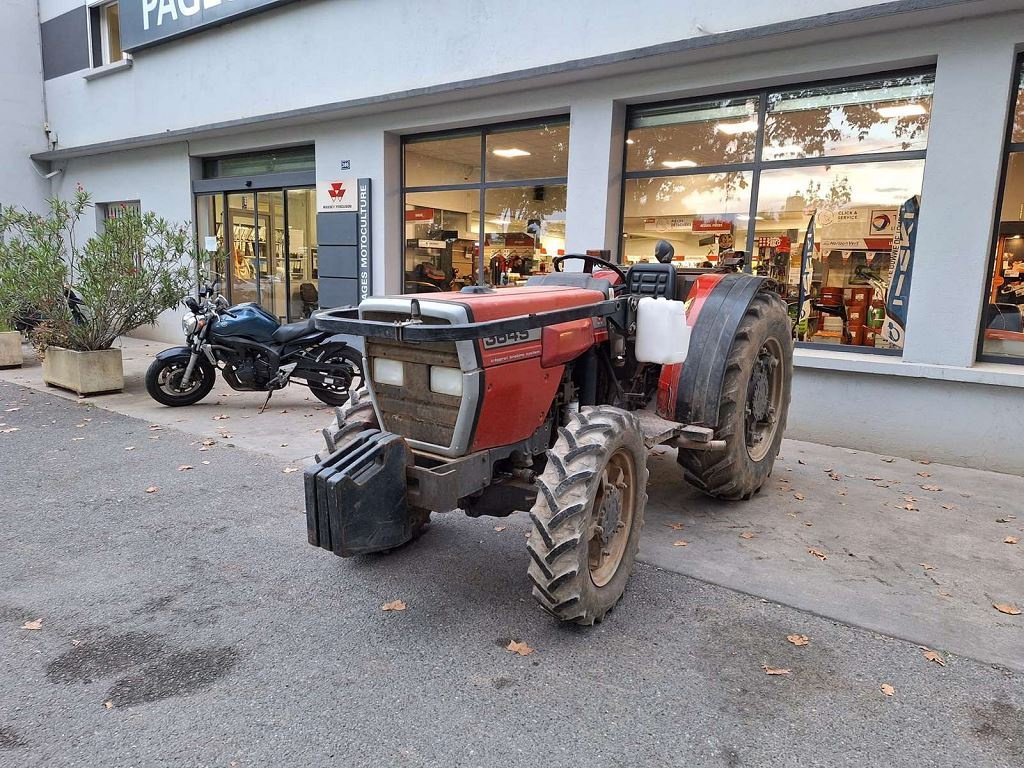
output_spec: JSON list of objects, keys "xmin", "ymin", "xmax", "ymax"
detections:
[{"xmin": 552, "ymin": 254, "xmax": 628, "ymax": 283}]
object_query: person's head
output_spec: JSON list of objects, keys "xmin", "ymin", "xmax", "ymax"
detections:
[{"xmin": 654, "ymin": 240, "xmax": 675, "ymax": 264}]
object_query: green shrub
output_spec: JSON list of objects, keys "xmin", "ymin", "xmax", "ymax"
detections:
[{"xmin": 0, "ymin": 189, "xmax": 196, "ymax": 351}]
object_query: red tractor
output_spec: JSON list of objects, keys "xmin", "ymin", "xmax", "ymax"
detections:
[{"xmin": 304, "ymin": 253, "xmax": 793, "ymax": 624}]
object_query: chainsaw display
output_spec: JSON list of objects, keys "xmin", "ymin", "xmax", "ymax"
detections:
[{"xmin": 303, "ymin": 250, "xmax": 793, "ymax": 624}]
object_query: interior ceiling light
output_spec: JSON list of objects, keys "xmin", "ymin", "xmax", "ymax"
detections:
[
  {"xmin": 715, "ymin": 120, "xmax": 758, "ymax": 135},
  {"xmin": 625, "ymin": 138, "xmax": 636, "ymax": 145},
  {"xmin": 662, "ymin": 159, "xmax": 698, "ymax": 169},
  {"xmin": 492, "ymin": 148, "xmax": 531, "ymax": 158},
  {"xmin": 735, "ymin": 214, "xmax": 765, "ymax": 221},
  {"xmin": 876, "ymin": 103, "xmax": 927, "ymax": 118}
]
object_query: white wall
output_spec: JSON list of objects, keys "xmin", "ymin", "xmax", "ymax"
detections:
[
  {"xmin": 40, "ymin": 0, "xmax": 896, "ymax": 149},
  {"xmin": 0, "ymin": 0, "xmax": 49, "ymax": 212}
]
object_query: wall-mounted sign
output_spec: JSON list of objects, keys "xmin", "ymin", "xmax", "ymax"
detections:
[
  {"xmin": 317, "ymin": 178, "xmax": 357, "ymax": 212},
  {"xmin": 691, "ymin": 218, "xmax": 733, "ymax": 233},
  {"xmin": 118, "ymin": 0, "xmax": 300, "ymax": 53},
  {"xmin": 418, "ymin": 240, "xmax": 447, "ymax": 249},
  {"xmin": 340, "ymin": 160, "xmax": 351, "ymax": 171},
  {"xmin": 405, "ymin": 208, "xmax": 434, "ymax": 222},
  {"xmin": 356, "ymin": 178, "xmax": 372, "ymax": 302}
]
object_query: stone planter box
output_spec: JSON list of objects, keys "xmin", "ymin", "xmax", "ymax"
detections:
[
  {"xmin": 0, "ymin": 331, "xmax": 23, "ymax": 368},
  {"xmin": 42, "ymin": 346, "xmax": 123, "ymax": 395}
]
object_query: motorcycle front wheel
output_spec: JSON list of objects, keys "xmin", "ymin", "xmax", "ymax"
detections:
[
  {"xmin": 145, "ymin": 353, "xmax": 216, "ymax": 407},
  {"xmin": 308, "ymin": 343, "xmax": 363, "ymax": 406}
]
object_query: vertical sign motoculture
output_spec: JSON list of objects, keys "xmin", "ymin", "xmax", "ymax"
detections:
[{"xmin": 357, "ymin": 178, "xmax": 372, "ymax": 302}]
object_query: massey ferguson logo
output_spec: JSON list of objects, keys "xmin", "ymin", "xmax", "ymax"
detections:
[{"xmin": 327, "ymin": 182, "xmax": 346, "ymax": 200}]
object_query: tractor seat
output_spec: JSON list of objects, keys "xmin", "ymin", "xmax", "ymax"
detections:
[
  {"xmin": 272, "ymin": 317, "xmax": 317, "ymax": 343},
  {"xmin": 626, "ymin": 262, "xmax": 677, "ymax": 299}
]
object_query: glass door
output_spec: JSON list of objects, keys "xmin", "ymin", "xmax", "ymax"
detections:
[
  {"xmin": 257, "ymin": 191, "xmax": 288, "ymax": 322},
  {"xmin": 286, "ymin": 189, "xmax": 318, "ymax": 318},
  {"xmin": 226, "ymin": 192, "xmax": 258, "ymax": 305}
]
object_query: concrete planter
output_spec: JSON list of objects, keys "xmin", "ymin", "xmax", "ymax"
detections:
[
  {"xmin": 42, "ymin": 346, "xmax": 124, "ymax": 395},
  {"xmin": 0, "ymin": 331, "xmax": 23, "ymax": 368}
]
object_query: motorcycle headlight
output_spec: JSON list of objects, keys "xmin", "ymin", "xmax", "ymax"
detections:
[{"xmin": 182, "ymin": 313, "xmax": 198, "ymax": 336}]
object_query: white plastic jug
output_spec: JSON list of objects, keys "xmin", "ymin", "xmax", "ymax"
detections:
[{"xmin": 635, "ymin": 296, "xmax": 690, "ymax": 364}]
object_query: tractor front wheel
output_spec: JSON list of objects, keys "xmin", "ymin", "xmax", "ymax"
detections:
[
  {"xmin": 677, "ymin": 290, "xmax": 793, "ymax": 500},
  {"xmin": 527, "ymin": 406, "xmax": 649, "ymax": 625}
]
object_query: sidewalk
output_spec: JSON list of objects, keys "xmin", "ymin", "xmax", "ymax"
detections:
[{"xmin": 2, "ymin": 337, "xmax": 1021, "ymax": 670}]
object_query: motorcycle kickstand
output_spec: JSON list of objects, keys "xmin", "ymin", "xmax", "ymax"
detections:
[{"xmin": 259, "ymin": 390, "xmax": 275, "ymax": 414}]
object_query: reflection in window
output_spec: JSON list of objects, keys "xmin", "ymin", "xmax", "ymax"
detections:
[
  {"xmin": 764, "ymin": 73, "xmax": 934, "ymax": 160},
  {"xmin": 983, "ymin": 60, "xmax": 1024, "ymax": 361},
  {"xmin": 626, "ymin": 97, "xmax": 759, "ymax": 171},
  {"xmin": 402, "ymin": 119, "xmax": 569, "ymax": 293},
  {"xmin": 622, "ymin": 69, "xmax": 932, "ymax": 354}
]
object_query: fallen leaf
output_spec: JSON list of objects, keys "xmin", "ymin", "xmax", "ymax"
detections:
[
  {"xmin": 280, "ymin": 443, "xmax": 288, "ymax": 447},
  {"xmin": 793, "ymin": 492, "xmax": 805, "ymax": 501},
  {"xmin": 881, "ymin": 457, "xmax": 896, "ymax": 463},
  {"xmin": 917, "ymin": 471, "xmax": 932, "ymax": 478},
  {"xmin": 104, "ymin": 701, "xmax": 113, "ymax": 709},
  {"xmin": 75, "ymin": 423, "xmax": 85, "ymax": 428},
  {"xmin": 506, "ymin": 640, "xmax": 535, "ymax": 656},
  {"xmin": 1004, "ymin": 536, "xmax": 1019, "ymax": 545},
  {"xmin": 672, "ymin": 539, "xmax": 689, "ymax": 547},
  {"xmin": 996, "ymin": 516, "xmax": 1016, "ymax": 523},
  {"xmin": 212, "ymin": 415, "xmax": 230, "ymax": 421},
  {"xmin": 803, "ymin": 521, "xmax": 813, "ymax": 527},
  {"xmin": 880, "ymin": 683, "xmax": 895, "ymax": 696},
  {"xmin": 664, "ymin": 522, "xmax": 685, "ymax": 531},
  {"xmin": 124, "ymin": 446, "xmax": 135, "ymax": 451},
  {"xmin": 828, "ymin": 471, "xmax": 841, "ymax": 481},
  {"xmin": 808, "ymin": 547, "xmax": 827, "ymax": 561},
  {"xmin": 20, "ymin": 618, "xmax": 43, "ymax": 630},
  {"xmin": 865, "ymin": 475, "xmax": 883, "ymax": 481},
  {"xmin": 72, "ymin": 437, "xmax": 85, "ymax": 441},
  {"xmin": 763, "ymin": 665, "xmax": 791, "ymax": 676},
  {"xmin": 145, "ymin": 486, "xmax": 159, "ymax": 494},
  {"xmin": 739, "ymin": 531, "xmax": 756, "ymax": 540},
  {"xmin": 148, "ymin": 426, "xmax": 163, "ymax": 431},
  {"xmin": 797, "ymin": 459, "xmax": 806, "ymax": 465},
  {"xmin": 920, "ymin": 484, "xmax": 942, "ymax": 492},
  {"xmin": 919, "ymin": 563, "xmax": 936, "ymax": 571},
  {"xmin": 493, "ymin": 526, "xmax": 507, "ymax": 532},
  {"xmin": 838, "ymin": 489, "xmax": 847, "ymax": 496},
  {"xmin": 919, "ymin": 459, "xmax": 932, "ymax": 465},
  {"xmin": 177, "ymin": 465, "xmax": 193, "ymax": 472},
  {"xmin": 941, "ymin": 504, "xmax": 956, "ymax": 510},
  {"xmin": 1, "ymin": 428, "xmax": 21, "ymax": 433},
  {"xmin": 786, "ymin": 634, "xmax": 809, "ymax": 647},
  {"xmin": 896, "ymin": 503, "xmax": 919, "ymax": 512},
  {"xmin": 381, "ymin": 599, "xmax": 407, "ymax": 611},
  {"xmin": 4, "ymin": 407, "xmax": 19, "ymax": 412},
  {"xmin": 994, "ymin": 603, "xmax": 1021, "ymax": 615},
  {"xmin": 201, "ymin": 460, "xmax": 210, "ymax": 465},
  {"xmin": 283, "ymin": 467, "xmax": 299, "ymax": 474},
  {"xmin": 201, "ymin": 439, "xmax": 215, "ymax": 447},
  {"xmin": 922, "ymin": 649, "xmax": 946, "ymax": 666}
]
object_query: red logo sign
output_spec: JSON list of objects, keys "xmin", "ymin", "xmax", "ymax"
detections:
[{"xmin": 327, "ymin": 182, "xmax": 346, "ymax": 200}]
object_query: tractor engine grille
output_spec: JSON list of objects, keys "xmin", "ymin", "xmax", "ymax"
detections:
[{"xmin": 364, "ymin": 312, "xmax": 463, "ymax": 449}]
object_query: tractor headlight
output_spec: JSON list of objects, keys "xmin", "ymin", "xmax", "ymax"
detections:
[
  {"xmin": 182, "ymin": 313, "xmax": 198, "ymax": 337},
  {"xmin": 429, "ymin": 366, "xmax": 463, "ymax": 397},
  {"xmin": 373, "ymin": 358, "xmax": 405, "ymax": 387}
]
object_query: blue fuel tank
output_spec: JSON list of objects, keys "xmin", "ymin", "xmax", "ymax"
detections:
[{"xmin": 210, "ymin": 303, "xmax": 279, "ymax": 343}]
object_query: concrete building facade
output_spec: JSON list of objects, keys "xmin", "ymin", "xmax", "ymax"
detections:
[{"xmin": 4, "ymin": 0, "xmax": 1024, "ymax": 472}]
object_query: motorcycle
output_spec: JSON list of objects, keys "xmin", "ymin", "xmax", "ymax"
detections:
[{"xmin": 145, "ymin": 284, "xmax": 362, "ymax": 408}]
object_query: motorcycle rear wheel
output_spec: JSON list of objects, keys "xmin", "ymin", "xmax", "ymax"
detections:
[
  {"xmin": 145, "ymin": 354, "xmax": 216, "ymax": 407},
  {"xmin": 308, "ymin": 344, "xmax": 363, "ymax": 406}
]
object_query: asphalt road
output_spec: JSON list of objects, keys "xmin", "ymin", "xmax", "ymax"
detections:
[{"xmin": 1, "ymin": 381, "xmax": 1021, "ymax": 768}]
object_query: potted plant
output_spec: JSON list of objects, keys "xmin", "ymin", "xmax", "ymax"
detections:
[
  {"xmin": 0, "ymin": 321, "xmax": 22, "ymax": 369},
  {"xmin": 0, "ymin": 189, "xmax": 196, "ymax": 394}
]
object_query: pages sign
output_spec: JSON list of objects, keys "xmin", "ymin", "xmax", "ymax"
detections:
[{"xmin": 119, "ymin": 0, "xmax": 299, "ymax": 52}]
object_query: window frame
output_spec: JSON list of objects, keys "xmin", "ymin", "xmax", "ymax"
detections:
[
  {"xmin": 620, "ymin": 66, "xmax": 934, "ymax": 357},
  {"xmin": 89, "ymin": 0, "xmax": 123, "ymax": 68},
  {"xmin": 978, "ymin": 53, "xmax": 1024, "ymax": 366},
  {"xmin": 400, "ymin": 115, "xmax": 570, "ymax": 287}
]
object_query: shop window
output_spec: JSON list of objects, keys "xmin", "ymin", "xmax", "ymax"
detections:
[
  {"xmin": 90, "ymin": 1, "xmax": 123, "ymax": 67},
  {"xmin": 622, "ymin": 70, "xmax": 933, "ymax": 354},
  {"xmin": 401, "ymin": 118, "xmax": 569, "ymax": 293},
  {"xmin": 981, "ymin": 59, "xmax": 1024, "ymax": 362}
]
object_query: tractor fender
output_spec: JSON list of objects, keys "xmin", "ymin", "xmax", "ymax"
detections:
[{"xmin": 674, "ymin": 274, "xmax": 772, "ymax": 429}]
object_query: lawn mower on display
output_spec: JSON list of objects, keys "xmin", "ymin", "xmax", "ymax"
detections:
[{"xmin": 303, "ymin": 249, "xmax": 793, "ymax": 624}]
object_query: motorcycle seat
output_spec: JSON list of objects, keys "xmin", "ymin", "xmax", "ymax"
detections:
[{"xmin": 272, "ymin": 318, "xmax": 317, "ymax": 343}]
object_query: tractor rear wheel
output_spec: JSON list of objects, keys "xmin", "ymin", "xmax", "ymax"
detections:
[
  {"xmin": 527, "ymin": 406, "xmax": 649, "ymax": 625},
  {"xmin": 677, "ymin": 290, "xmax": 792, "ymax": 500}
]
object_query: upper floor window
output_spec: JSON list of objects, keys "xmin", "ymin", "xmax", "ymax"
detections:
[{"xmin": 90, "ymin": 1, "xmax": 123, "ymax": 67}]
